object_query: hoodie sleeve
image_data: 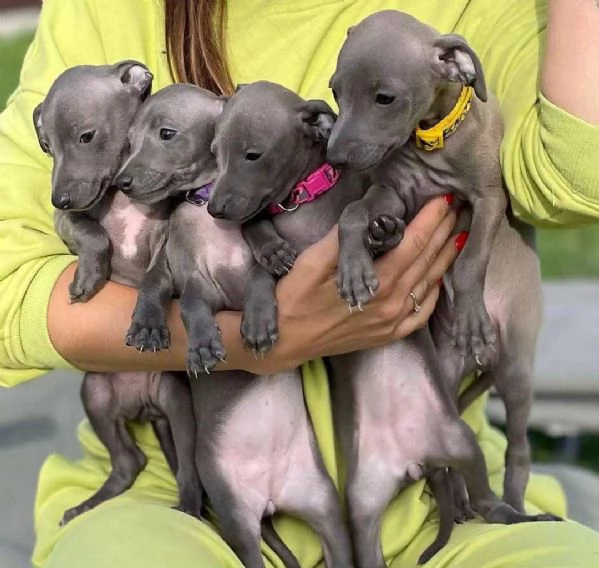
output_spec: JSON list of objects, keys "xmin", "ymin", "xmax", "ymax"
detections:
[
  {"xmin": 456, "ymin": 0, "xmax": 599, "ymax": 227},
  {"xmin": 0, "ymin": 0, "xmax": 108, "ymax": 386}
]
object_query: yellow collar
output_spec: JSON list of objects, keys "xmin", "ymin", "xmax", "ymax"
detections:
[{"xmin": 414, "ymin": 86, "xmax": 474, "ymax": 151}]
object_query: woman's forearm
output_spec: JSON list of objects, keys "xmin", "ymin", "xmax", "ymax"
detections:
[
  {"xmin": 542, "ymin": 0, "xmax": 599, "ymax": 124},
  {"xmin": 47, "ymin": 263, "xmax": 287, "ymax": 374}
]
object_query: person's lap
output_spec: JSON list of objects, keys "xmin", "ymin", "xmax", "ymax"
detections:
[
  {"xmin": 34, "ymin": 376, "xmax": 599, "ymax": 567},
  {"xmin": 42, "ymin": 485, "xmax": 599, "ymax": 568}
]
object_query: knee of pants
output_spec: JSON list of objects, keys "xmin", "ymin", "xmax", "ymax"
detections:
[
  {"xmin": 390, "ymin": 518, "xmax": 599, "ymax": 568},
  {"xmin": 43, "ymin": 502, "xmax": 243, "ymax": 568}
]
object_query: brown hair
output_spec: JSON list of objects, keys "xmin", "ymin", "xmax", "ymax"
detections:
[{"xmin": 164, "ymin": 0, "xmax": 234, "ymax": 95}]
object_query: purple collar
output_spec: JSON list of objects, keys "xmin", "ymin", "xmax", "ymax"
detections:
[{"xmin": 185, "ymin": 182, "xmax": 214, "ymax": 207}]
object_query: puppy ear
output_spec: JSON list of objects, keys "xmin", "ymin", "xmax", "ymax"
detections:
[
  {"xmin": 32, "ymin": 102, "xmax": 43, "ymax": 134},
  {"xmin": 32, "ymin": 102, "xmax": 48, "ymax": 153},
  {"xmin": 115, "ymin": 60, "xmax": 154, "ymax": 99},
  {"xmin": 234, "ymin": 83, "xmax": 248, "ymax": 93},
  {"xmin": 432, "ymin": 34, "xmax": 487, "ymax": 102},
  {"xmin": 298, "ymin": 99, "xmax": 337, "ymax": 142}
]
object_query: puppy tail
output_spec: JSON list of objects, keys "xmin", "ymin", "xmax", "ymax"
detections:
[
  {"xmin": 419, "ymin": 468, "xmax": 454, "ymax": 565},
  {"xmin": 457, "ymin": 371, "xmax": 494, "ymax": 414},
  {"xmin": 261, "ymin": 516, "xmax": 301, "ymax": 568}
]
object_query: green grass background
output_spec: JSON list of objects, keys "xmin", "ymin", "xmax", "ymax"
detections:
[{"xmin": 2, "ymin": 32, "xmax": 598, "ymax": 470}]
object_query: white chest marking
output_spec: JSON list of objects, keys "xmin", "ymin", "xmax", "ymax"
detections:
[{"xmin": 116, "ymin": 203, "xmax": 147, "ymax": 259}]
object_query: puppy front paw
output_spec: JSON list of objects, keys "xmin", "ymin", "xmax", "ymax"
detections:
[
  {"xmin": 69, "ymin": 264, "xmax": 107, "ymax": 302},
  {"xmin": 451, "ymin": 297, "xmax": 497, "ymax": 364},
  {"xmin": 336, "ymin": 252, "xmax": 379, "ymax": 309},
  {"xmin": 187, "ymin": 326, "xmax": 226, "ymax": 377},
  {"xmin": 365, "ymin": 214, "xmax": 405, "ymax": 257},
  {"xmin": 126, "ymin": 310, "xmax": 171, "ymax": 353},
  {"xmin": 254, "ymin": 239, "xmax": 297, "ymax": 278},
  {"xmin": 240, "ymin": 301, "xmax": 279, "ymax": 354}
]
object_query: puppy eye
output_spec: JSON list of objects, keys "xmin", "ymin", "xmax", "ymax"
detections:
[
  {"xmin": 41, "ymin": 141, "xmax": 50, "ymax": 154},
  {"xmin": 160, "ymin": 128, "xmax": 177, "ymax": 141},
  {"xmin": 375, "ymin": 94, "xmax": 395, "ymax": 105},
  {"xmin": 331, "ymin": 89, "xmax": 339, "ymax": 103},
  {"xmin": 79, "ymin": 130, "xmax": 96, "ymax": 144},
  {"xmin": 245, "ymin": 151, "xmax": 261, "ymax": 161}
]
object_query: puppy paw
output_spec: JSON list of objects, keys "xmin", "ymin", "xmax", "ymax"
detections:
[
  {"xmin": 451, "ymin": 297, "xmax": 497, "ymax": 363},
  {"xmin": 187, "ymin": 327, "xmax": 226, "ymax": 377},
  {"xmin": 254, "ymin": 239, "xmax": 297, "ymax": 278},
  {"xmin": 68, "ymin": 265, "xmax": 106, "ymax": 302},
  {"xmin": 241, "ymin": 301, "xmax": 279, "ymax": 354},
  {"xmin": 365, "ymin": 214, "xmax": 405, "ymax": 257},
  {"xmin": 336, "ymin": 252, "xmax": 379, "ymax": 309},
  {"xmin": 126, "ymin": 320, "xmax": 171, "ymax": 353}
]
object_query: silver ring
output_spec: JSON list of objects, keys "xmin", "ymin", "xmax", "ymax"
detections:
[{"xmin": 409, "ymin": 291, "xmax": 422, "ymax": 314}]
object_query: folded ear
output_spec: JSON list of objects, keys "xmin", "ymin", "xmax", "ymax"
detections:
[
  {"xmin": 32, "ymin": 102, "xmax": 48, "ymax": 153},
  {"xmin": 298, "ymin": 99, "xmax": 337, "ymax": 142},
  {"xmin": 115, "ymin": 60, "xmax": 154, "ymax": 99},
  {"xmin": 235, "ymin": 83, "xmax": 248, "ymax": 93},
  {"xmin": 432, "ymin": 34, "xmax": 487, "ymax": 102}
]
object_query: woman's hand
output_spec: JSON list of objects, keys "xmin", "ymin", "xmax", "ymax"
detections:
[{"xmin": 269, "ymin": 196, "xmax": 461, "ymax": 371}]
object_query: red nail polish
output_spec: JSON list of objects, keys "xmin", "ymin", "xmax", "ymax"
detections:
[
  {"xmin": 455, "ymin": 231, "xmax": 469, "ymax": 252},
  {"xmin": 443, "ymin": 193, "xmax": 454, "ymax": 205},
  {"xmin": 437, "ymin": 278, "xmax": 443, "ymax": 287}
]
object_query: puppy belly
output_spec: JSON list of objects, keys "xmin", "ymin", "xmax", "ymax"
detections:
[
  {"xmin": 213, "ymin": 371, "xmax": 326, "ymax": 516},
  {"xmin": 348, "ymin": 344, "xmax": 448, "ymax": 478}
]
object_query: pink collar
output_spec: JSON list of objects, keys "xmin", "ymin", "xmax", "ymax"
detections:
[{"xmin": 267, "ymin": 163, "xmax": 341, "ymax": 215}]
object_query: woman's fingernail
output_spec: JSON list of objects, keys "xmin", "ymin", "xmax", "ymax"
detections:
[
  {"xmin": 455, "ymin": 231, "xmax": 469, "ymax": 252},
  {"xmin": 437, "ymin": 278, "xmax": 443, "ymax": 287},
  {"xmin": 443, "ymin": 193, "xmax": 454, "ymax": 205}
]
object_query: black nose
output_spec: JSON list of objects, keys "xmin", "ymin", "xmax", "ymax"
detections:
[
  {"xmin": 57, "ymin": 194, "xmax": 71, "ymax": 210},
  {"xmin": 115, "ymin": 175, "xmax": 133, "ymax": 193}
]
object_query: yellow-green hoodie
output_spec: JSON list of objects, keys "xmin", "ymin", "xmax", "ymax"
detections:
[{"xmin": 0, "ymin": 0, "xmax": 597, "ymax": 565}]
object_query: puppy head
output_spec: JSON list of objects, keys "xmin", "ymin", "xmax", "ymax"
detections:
[
  {"xmin": 208, "ymin": 81, "xmax": 336, "ymax": 222},
  {"xmin": 34, "ymin": 60, "xmax": 153, "ymax": 211},
  {"xmin": 114, "ymin": 83, "xmax": 224, "ymax": 204},
  {"xmin": 327, "ymin": 10, "xmax": 486, "ymax": 171}
]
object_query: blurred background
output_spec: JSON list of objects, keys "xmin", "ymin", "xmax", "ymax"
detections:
[{"xmin": 1, "ymin": 1, "xmax": 599, "ymax": 566}]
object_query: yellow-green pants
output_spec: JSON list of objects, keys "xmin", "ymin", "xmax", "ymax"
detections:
[{"xmin": 34, "ymin": 363, "xmax": 599, "ymax": 567}]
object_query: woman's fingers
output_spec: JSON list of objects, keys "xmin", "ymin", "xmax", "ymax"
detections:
[
  {"xmin": 394, "ymin": 285, "xmax": 441, "ymax": 338},
  {"xmin": 288, "ymin": 224, "xmax": 339, "ymax": 283},
  {"xmin": 378, "ymin": 205, "xmax": 456, "ymax": 297},
  {"xmin": 422, "ymin": 230, "xmax": 465, "ymax": 291}
]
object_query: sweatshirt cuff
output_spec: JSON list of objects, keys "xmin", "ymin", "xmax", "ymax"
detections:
[
  {"xmin": 18, "ymin": 256, "xmax": 78, "ymax": 376},
  {"xmin": 538, "ymin": 92, "xmax": 599, "ymax": 222}
]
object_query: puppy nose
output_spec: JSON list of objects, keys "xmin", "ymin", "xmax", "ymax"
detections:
[
  {"xmin": 115, "ymin": 174, "xmax": 133, "ymax": 193},
  {"xmin": 207, "ymin": 200, "xmax": 225, "ymax": 219},
  {"xmin": 57, "ymin": 194, "xmax": 71, "ymax": 210},
  {"xmin": 327, "ymin": 152, "xmax": 349, "ymax": 168}
]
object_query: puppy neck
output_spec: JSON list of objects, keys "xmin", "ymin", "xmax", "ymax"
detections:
[
  {"xmin": 419, "ymin": 83, "xmax": 466, "ymax": 130},
  {"xmin": 297, "ymin": 141, "xmax": 328, "ymax": 183}
]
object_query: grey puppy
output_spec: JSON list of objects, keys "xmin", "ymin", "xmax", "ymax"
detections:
[
  {"xmin": 115, "ymin": 83, "xmax": 353, "ymax": 568},
  {"xmin": 207, "ymin": 80, "xmax": 466, "ymax": 565},
  {"xmin": 321, "ymin": 10, "xmax": 558, "ymax": 566},
  {"xmin": 329, "ymin": 10, "xmax": 544, "ymax": 515},
  {"xmin": 33, "ymin": 62, "xmax": 203, "ymax": 525}
]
